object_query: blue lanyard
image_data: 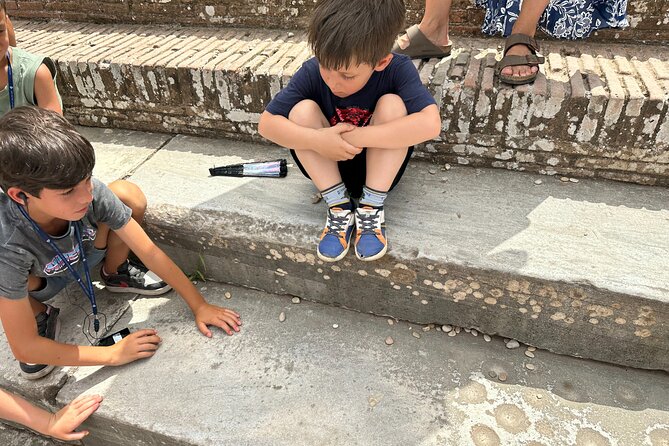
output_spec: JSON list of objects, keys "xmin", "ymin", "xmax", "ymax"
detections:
[
  {"xmin": 6, "ymin": 52, "xmax": 14, "ymax": 110},
  {"xmin": 16, "ymin": 204, "xmax": 98, "ymax": 320}
]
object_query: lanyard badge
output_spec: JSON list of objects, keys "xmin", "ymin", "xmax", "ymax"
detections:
[
  {"xmin": 16, "ymin": 203, "xmax": 107, "ymax": 343},
  {"xmin": 6, "ymin": 52, "xmax": 14, "ymax": 110}
]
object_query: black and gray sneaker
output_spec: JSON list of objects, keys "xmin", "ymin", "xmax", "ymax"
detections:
[
  {"xmin": 101, "ymin": 259, "xmax": 172, "ymax": 296},
  {"xmin": 20, "ymin": 304, "xmax": 61, "ymax": 380}
]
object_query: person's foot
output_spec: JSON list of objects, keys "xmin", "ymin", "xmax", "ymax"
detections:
[
  {"xmin": 20, "ymin": 304, "xmax": 60, "ymax": 380},
  {"xmin": 317, "ymin": 206, "xmax": 355, "ymax": 262},
  {"xmin": 101, "ymin": 259, "xmax": 172, "ymax": 296},
  {"xmin": 500, "ymin": 43, "xmax": 539, "ymax": 79},
  {"xmin": 393, "ymin": 24, "xmax": 452, "ymax": 59},
  {"xmin": 354, "ymin": 206, "xmax": 387, "ymax": 261}
]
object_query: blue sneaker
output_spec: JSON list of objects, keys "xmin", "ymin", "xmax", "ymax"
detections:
[
  {"xmin": 354, "ymin": 206, "xmax": 387, "ymax": 261},
  {"xmin": 317, "ymin": 207, "xmax": 355, "ymax": 262}
]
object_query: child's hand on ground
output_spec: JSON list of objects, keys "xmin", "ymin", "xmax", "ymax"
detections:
[
  {"xmin": 109, "ymin": 329, "xmax": 161, "ymax": 365},
  {"xmin": 194, "ymin": 303, "xmax": 242, "ymax": 337},
  {"xmin": 316, "ymin": 123, "xmax": 362, "ymax": 161},
  {"xmin": 45, "ymin": 394, "xmax": 102, "ymax": 441}
]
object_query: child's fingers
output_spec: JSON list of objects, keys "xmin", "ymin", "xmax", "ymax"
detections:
[
  {"xmin": 72, "ymin": 395, "xmax": 102, "ymax": 412},
  {"xmin": 197, "ymin": 321, "xmax": 212, "ymax": 338},
  {"xmin": 137, "ymin": 334, "xmax": 161, "ymax": 345},
  {"xmin": 74, "ymin": 400, "xmax": 101, "ymax": 422},
  {"xmin": 63, "ymin": 431, "xmax": 89, "ymax": 441}
]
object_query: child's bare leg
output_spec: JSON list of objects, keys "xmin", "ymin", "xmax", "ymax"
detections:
[
  {"xmin": 366, "ymin": 94, "xmax": 409, "ymax": 191},
  {"xmin": 95, "ymin": 180, "xmax": 147, "ymax": 273},
  {"xmin": 288, "ymin": 100, "xmax": 342, "ymax": 190},
  {"xmin": 289, "ymin": 100, "xmax": 355, "ymax": 262},
  {"xmin": 355, "ymin": 94, "xmax": 408, "ymax": 261}
]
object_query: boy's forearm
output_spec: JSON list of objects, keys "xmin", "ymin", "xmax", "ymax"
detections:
[
  {"xmin": 0, "ymin": 389, "xmax": 52, "ymax": 436},
  {"xmin": 258, "ymin": 112, "xmax": 320, "ymax": 152},
  {"xmin": 342, "ymin": 106, "xmax": 442, "ymax": 149},
  {"xmin": 18, "ymin": 336, "xmax": 113, "ymax": 367}
]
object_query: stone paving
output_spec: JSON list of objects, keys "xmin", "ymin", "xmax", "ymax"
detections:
[{"xmin": 13, "ymin": 20, "xmax": 669, "ymax": 185}]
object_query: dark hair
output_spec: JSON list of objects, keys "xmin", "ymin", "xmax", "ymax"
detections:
[
  {"xmin": 0, "ymin": 107, "xmax": 95, "ymax": 197},
  {"xmin": 308, "ymin": 0, "xmax": 405, "ymax": 70}
]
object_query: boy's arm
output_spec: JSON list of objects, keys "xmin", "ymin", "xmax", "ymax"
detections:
[
  {"xmin": 112, "ymin": 218, "xmax": 241, "ymax": 337},
  {"xmin": 258, "ymin": 111, "xmax": 362, "ymax": 161},
  {"xmin": 341, "ymin": 104, "xmax": 441, "ymax": 149},
  {"xmin": 34, "ymin": 64, "xmax": 62, "ymax": 115},
  {"xmin": 0, "ymin": 389, "xmax": 102, "ymax": 441},
  {"xmin": 0, "ymin": 296, "xmax": 161, "ymax": 366}
]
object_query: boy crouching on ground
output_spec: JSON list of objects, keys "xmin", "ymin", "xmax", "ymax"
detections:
[
  {"xmin": 0, "ymin": 107, "xmax": 241, "ymax": 380},
  {"xmin": 259, "ymin": 0, "xmax": 441, "ymax": 262}
]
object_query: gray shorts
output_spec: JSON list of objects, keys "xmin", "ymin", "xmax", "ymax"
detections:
[{"xmin": 29, "ymin": 247, "xmax": 107, "ymax": 303}]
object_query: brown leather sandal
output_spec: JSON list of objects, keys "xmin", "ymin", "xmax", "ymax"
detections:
[
  {"xmin": 392, "ymin": 24, "xmax": 452, "ymax": 60},
  {"xmin": 496, "ymin": 34, "xmax": 545, "ymax": 85}
]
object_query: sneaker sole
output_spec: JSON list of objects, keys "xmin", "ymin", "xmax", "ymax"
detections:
[
  {"xmin": 21, "ymin": 318, "xmax": 61, "ymax": 380},
  {"xmin": 355, "ymin": 243, "xmax": 388, "ymax": 262},
  {"xmin": 105, "ymin": 284, "xmax": 173, "ymax": 296}
]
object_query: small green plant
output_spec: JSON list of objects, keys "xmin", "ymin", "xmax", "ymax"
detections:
[{"xmin": 187, "ymin": 253, "xmax": 207, "ymax": 283}]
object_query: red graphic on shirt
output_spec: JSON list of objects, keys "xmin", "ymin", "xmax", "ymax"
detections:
[{"xmin": 329, "ymin": 106, "xmax": 373, "ymax": 127}]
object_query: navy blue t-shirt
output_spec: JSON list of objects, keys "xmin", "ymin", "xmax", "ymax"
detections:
[{"xmin": 265, "ymin": 54, "xmax": 436, "ymax": 127}]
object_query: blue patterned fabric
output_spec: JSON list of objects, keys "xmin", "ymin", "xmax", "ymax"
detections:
[{"xmin": 475, "ymin": 0, "xmax": 629, "ymax": 39}]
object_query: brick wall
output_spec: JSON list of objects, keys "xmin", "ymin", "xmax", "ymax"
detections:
[{"xmin": 6, "ymin": 0, "xmax": 669, "ymax": 43}]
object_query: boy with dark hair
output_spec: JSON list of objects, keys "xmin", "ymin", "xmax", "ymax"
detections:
[
  {"xmin": 0, "ymin": 107, "xmax": 241, "ymax": 380},
  {"xmin": 258, "ymin": 0, "xmax": 441, "ymax": 262},
  {"xmin": 0, "ymin": 0, "xmax": 61, "ymax": 115}
]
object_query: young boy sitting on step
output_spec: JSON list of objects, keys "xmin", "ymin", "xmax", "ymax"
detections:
[
  {"xmin": 0, "ymin": 107, "xmax": 241, "ymax": 380},
  {"xmin": 0, "ymin": 0, "xmax": 61, "ymax": 116},
  {"xmin": 259, "ymin": 0, "xmax": 441, "ymax": 262}
]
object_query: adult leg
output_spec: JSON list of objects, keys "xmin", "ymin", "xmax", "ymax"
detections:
[
  {"xmin": 501, "ymin": 0, "xmax": 550, "ymax": 80},
  {"xmin": 396, "ymin": 0, "xmax": 453, "ymax": 52}
]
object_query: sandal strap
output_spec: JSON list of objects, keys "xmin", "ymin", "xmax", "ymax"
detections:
[
  {"xmin": 503, "ymin": 33, "xmax": 540, "ymax": 55},
  {"xmin": 495, "ymin": 54, "xmax": 545, "ymax": 74}
]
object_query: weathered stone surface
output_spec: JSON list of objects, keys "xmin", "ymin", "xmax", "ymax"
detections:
[
  {"xmin": 7, "ymin": 0, "xmax": 668, "ymax": 43},
  {"xmin": 14, "ymin": 22, "xmax": 669, "ymax": 185},
  {"xmin": 99, "ymin": 133, "xmax": 669, "ymax": 372}
]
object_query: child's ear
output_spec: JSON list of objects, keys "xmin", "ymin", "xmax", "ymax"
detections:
[
  {"xmin": 374, "ymin": 54, "xmax": 393, "ymax": 71},
  {"xmin": 6, "ymin": 187, "xmax": 28, "ymax": 205}
]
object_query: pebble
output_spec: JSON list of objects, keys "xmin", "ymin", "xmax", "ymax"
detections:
[
  {"xmin": 200, "ymin": 286, "xmax": 208, "ymax": 291},
  {"xmin": 444, "ymin": 163, "xmax": 451, "ymax": 170},
  {"xmin": 447, "ymin": 331, "xmax": 457, "ymax": 337},
  {"xmin": 483, "ymin": 334, "xmax": 491, "ymax": 342},
  {"xmin": 287, "ymin": 32, "xmax": 295, "ymax": 37},
  {"xmin": 524, "ymin": 351, "xmax": 535, "ymax": 358},
  {"xmin": 498, "ymin": 372, "xmax": 508, "ymax": 382},
  {"xmin": 311, "ymin": 193, "xmax": 322, "ymax": 204},
  {"xmin": 569, "ymin": 177, "xmax": 579, "ymax": 183},
  {"xmin": 534, "ymin": 179, "xmax": 543, "ymax": 185},
  {"xmin": 412, "ymin": 332, "xmax": 421, "ymax": 339},
  {"xmin": 464, "ymin": 328, "xmax": 471, "ymax": 333},
  {"xmin": 292, "ymin": 297, "xmax": 301, "ymax": 304},
  {"xmin": 387, "ymin": 319, "xmax": 394, "ymax": 325},
  {"xmin": 527, "ymin": 346, "xmax": 536, "ymax": 352},
  {"xmin": 525, "ymin": 363, "xmax": 536, "ymax": 370},
  {"xmin": 279, "ymin": 312, "xmax": 286, "ymax": 322},
  {"xmin": 471, "ymin": 329, "xmax": 479, "ymax": 337},
  {"xmin": 506, "ymin": 340, "xmax": 520, "ymax": 349},
  {"xmin": 488, "ymin": 370, "xmax": 497, "ymax": 379},
  {"xmin": 428, "ymin": 168, "xmax": 437, "ymax": 175},
  {"xmin": 332, "ymin": 324, "xmax": 339, "ymax": 329},
  {"xmin": 385, "ymin": 336, "xmax": 394, "ymax": 345},
  {"xmin": 455, "ymin": 327, "xmax": 461, "ymax": 334},
  {"xmin": 224, "ymin": 291, "xmax": 232, "ymax": 299},
  {"xmin": 422, "ymin": 326, "xmax": 431, "ymax": 332},
  {"xmin": 442, "ymin": 325, "xmax": 453, "ymax": 333},
  {"xmin": 560, "ymin": 176, "xmax": 570, "ymax": 182}
]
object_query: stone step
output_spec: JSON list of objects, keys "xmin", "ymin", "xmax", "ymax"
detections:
[
  {"xmin": 70, "ymin": 126, "xmax": 669, "ymax": 372},
  {"xmin": 7, "ymin": 0, "xmax": 669, "ymax": 43},
  {"xmin": 14, "ymin": 20, "xmax": 669, "ymax": 186},
  {"xmin": 1, "ymin": 282, "xmax": 667, "ymax": 445}
]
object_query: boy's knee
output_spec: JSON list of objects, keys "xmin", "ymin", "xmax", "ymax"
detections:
[
  {"xmin": 108, "ymin": 180, "xmax": 147, "ymax": 216},
  {"xmin": 288, "ymin": 100, "xmax": 327, "ymax": 127},
  {"xmin": 371, "ymin": 94, "xmax": 407, "ymax": 124}
]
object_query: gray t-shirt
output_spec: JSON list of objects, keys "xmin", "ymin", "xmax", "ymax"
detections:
[{"xmin": 0, "ymin": 178, "xmax": 132, "ymax": 300}]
